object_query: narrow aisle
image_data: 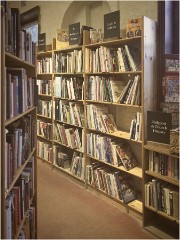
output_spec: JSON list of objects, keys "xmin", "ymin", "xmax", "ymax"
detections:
[{"xmin": 37, "ymin": 161, "xmax": 155, "ymax": 239}]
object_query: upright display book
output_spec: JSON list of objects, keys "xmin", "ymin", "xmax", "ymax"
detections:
[
  {"xmin": 56, "ymin": 29, "xmax": 69, "ymax": 50},
  {"xmin": 38, "ymin": 33, "xmax": 46, "ymax": 52},
  {"xmin": 104, "ymin": 10, "xmax": 120, "ymax": 40},
  {"xmin": 147, "ymin": 111, "xmax": 172, "ymax": 144},
  {"xmin": 69, "ymin": 22, "xmax": 80, "ymax": 45},
  {"xmin": 126, "ymin": 18, "xmax": 142, "ymax": 38},
  {"xmin": 115, "ymin": 142, "xmax": 138, "ymax": 171}
]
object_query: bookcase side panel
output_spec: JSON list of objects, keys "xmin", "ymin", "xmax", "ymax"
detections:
[{"xmin": 142, "ymin": 16, "xmax": 157, "ymax": 142}]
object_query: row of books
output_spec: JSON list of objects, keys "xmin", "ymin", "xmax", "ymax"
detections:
[
  {"xmin": 86, "ymin": 76, "xmax": 126, "ymax": 102},
  {"xmin": 86, "ymin": 104, "xmax": 117, "ymax": 133},
  {"xmin": 148, "ymin": 151, "xmax": 179, "ymax": 179},
  {"xmin": 54, "ymin": 123, "xmax": 83, "ymax": 151},
  {"xmin": 53, "ymin": 146, "xmax": 71, "ymax": 168},
  {"xmin": 4, "ymin": 6, "xmax": 35, "ymax": 64},
  {"xmin": 70, "ymin": 152, "xmax": 85, "ymax": 180},
  {"xmin": 86, "ymin": 162, "xmax": 136, "ymax": 203},
  {"xmin": 37, "ymin": 140, "xmax": 52, "ymax": 162},
  {"xmin": 37, "ymin": 57, "xmax": 52, "ymax": 74},
  {"xmin": 145, "ymin": 179, "xmax": 179, "ymax": 220},
  {"xmin": 5, "ymin": 158, "xmax": 35, "ymax": 239},
  {"xmin": 37, "ymin": 79, "xmax": 52, "ymax": 95},
  {"xmin": 6, "ymin": 68, "xmax": 35, "ymax": 120},
  {"xmin": 119, "ymin": 75, "xmax": 141, "ymax": 105},
  {"xmin": 5, "ymin": 116, "xmax": 35, "ymax": 191},
  {"xmin": 85, "ymin": 45, "xmax": 141, "ymax": 73},
  {"xmin": 54, "ymin": 76, "xmax": 83, "ymax": 100},
  {"xmin": 38, "ymin": 100, "xmax": 52, "ymax": 118},
  {"xmin": 53, "ymin": 146, "xmax": 85, "ymax": 180},
  {"xmin": 54, "ymin": 50, "xmax": 83, "ymax": 73},
  {"xmin": 87, "ymin": 133, "xmax": 138, "ymax": 171},
  {"xmin": 18, "ymin": 207, "xmax": 36, "ymax": 239},
  {"xmin": 54, "ymin": 100, "xmax": 84, "ymax": 127},
  {"xmin": 129, "ymin": 112, "xmax": 142, "ymax": 141},
  {"xmin": 37, "ymin": 120, "xmax": 52, "ymax": 140}
]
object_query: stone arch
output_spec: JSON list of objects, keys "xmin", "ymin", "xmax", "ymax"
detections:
[{"xmin": 61, "ymin": 1, "xmax": 112, "ymax": 30}]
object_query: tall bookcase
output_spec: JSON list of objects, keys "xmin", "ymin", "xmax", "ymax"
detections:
[
  {"xmin": 143, "ymin": 55, "xmax": 179, "ymax": 238},
  {"xmin": 1, "ymin": 4, "xmax": 37, "ymax": 239},
  {"xmin": 52, "ymin": 44, "xmax": 86, "ymax": 183},
  {"xmin": 83, "ymin": 16, "xmax": 157, "ymax": 219},
  {"xmin": 36, "ymin": 50, "xmax": 54, "ymax": 165}
]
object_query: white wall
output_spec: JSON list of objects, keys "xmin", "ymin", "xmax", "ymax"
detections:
[{"xmin": 10, "ymin": 1, "xmax": 157, "ymax": 44}]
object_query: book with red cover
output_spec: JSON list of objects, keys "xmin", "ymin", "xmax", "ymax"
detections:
[{"xmin": 115, "ymin": 142, "xmax": 138, "ymax": 171}]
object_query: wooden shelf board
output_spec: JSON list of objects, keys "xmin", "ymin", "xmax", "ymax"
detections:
[
  {"xmin": 85, "ymin": 71, "xmax": 142, "ymax": 75},
  {"xmin": 88, "ymin": 155, "xmax": 142, "ymax": 178},
  {"xmin": 145, "ymin": 170, "xmax": 179, "ymax": 186},
  {"xmin": 54, "ymin": 119, "xmax": 84, "ymax": 129},
  {"xmin": 53, "ymin": 140, "xmax": 83, "ymax": 153},
  {"xmin": 37, "ymin": 114, "xmax": 52, "ymax": 120},
  {"xmin": 5, "ymin": 51, "xmax": 35, "ymax": 69},
  {"xmin": 54, "ymin": 45, "xmax": 82, "ymax": 52},
  {"xmin": 85, "ymin": 99, "xmax": 142, "ymax": 108},
  {"xmin": 53, "ymin": 164, "xmax": 85, "ymax": 183},
  {"xmin": 128, "ymin": 199, "xmax": 143, "ymax": 213},
  {"xmin": 37, "ymin": 51, "xmax": 52, "ymax": 56},
  {"xmin": 85, "ymin": 36, "xmax": 141, "ymax": 48},
  {"xmin": 5, "ymin": 148, "xmax": 36, "ymax": 198},
  {"xmin": 53, "ymin": 97, "xmax": 83, "ymax": 102},
  {"xmin": 145, "ymin": 205, "xmax": 179, "ymax": 224},
  {"xmin": 37, "ymin": 73, "xmax": 52, "ymax": 75},
  {"xmin": 53, "ymin": 72, "xmax": 83, "ymax": 75},
  {"xmin": 144, "ymin": 141, "xmax": 179, "ymax": 158},
  {"xmin": 37, "ymin": 135, "xmax": 52, "ymax": 143},
  {"xmin": 5, "ymin": 107, "xmax": 36, "ymax": 126},
  {"xmin": 38, "ymin": 94, "xmax": 52, "ymax": 98},
  {"xmin": 144, "ymin": 219, "xmax": 179, "ymax": 239}
]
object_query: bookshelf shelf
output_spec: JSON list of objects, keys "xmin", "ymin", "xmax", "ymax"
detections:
[
  {"xmin": 5, "ymin": 148, "xmax": 36, "ymax": 198},
  {"xmin": 5, "ymin": 107, "xmax": 36, "ymax": 127},
  {"xmin": 53, "ymin": 164, "xmax": 85, "ymax": 183},
  {"xmin": 144, "ymin": 142, "xmax": 178, "ymax": 158},
  {"xmin": 87, "ymin": 155, "xmax": 142, "ymax": 178},
  {"xmin": 145, "ymin": 205, "xmax": 179, "ymax": 224},
  {"xmin": 86, "ymin": 100, "xmax": 142, "ymax": 108},
  {"xmin": 37, "ymin": 114, "xmax": 52, "ymax": 120},
  {"xmin": 145, "ymin": 170, "xmax": 179, "ymax": 186},
  {"xmin": 54, "ymin": 140, "xmax": 83, "ymax": 154},
  {"xmin": 37, "ymin": 73, "xmax": 52, "ymax": 75},
  {"xmin": 54, "ymin": 119, "xmax": 84, "ymax": 128},
  {"xmin": 37, "ymin": 135, "xmax": 52, "ymax": 142},
  {"xmin": 85, "ymin": 71, "xmax": 142, "ymax": 75},
  {"xmin": 53, "ymin": 72, "xmax": 83, "ymax": 76},
  {"xmin": 5, "ymin": 51, "xmax": 36, "ymax": 75},
  {"xmin": 85, "ymin": 36, "xmax": 141, "ymax": 48}
]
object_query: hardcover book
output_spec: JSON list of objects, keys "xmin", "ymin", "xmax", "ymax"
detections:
[
  {"xmin": 126, "ymin": 18, "xmax": 142, "ymax": 38},
  {"xmin": 119, "ymin": 177, "xmax": 136, "ymax": 203},
  {"xmin": 115, "ymin": 142, "xmax": 138, "ymax": 171},
  {"xmin": 56, "ymin": 29, "xmax": 69, "ymax": 50}
]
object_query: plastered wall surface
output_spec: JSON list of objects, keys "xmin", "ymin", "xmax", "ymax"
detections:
[{"xmin": 10, "ymin": 1, "xmax": 157, "ymax": 45}]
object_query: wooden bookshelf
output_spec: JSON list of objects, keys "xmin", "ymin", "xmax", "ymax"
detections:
[
  {"xmin": 1, "ymin": 4, "xmax": 37, "ymax": 238},
  {"xmin": 143, "ymin": 52, "xmax": 179, "ymax": 238},
  {"xmin": 37, "ymin": 49, "xmax": 54, "ymax": 164}
]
